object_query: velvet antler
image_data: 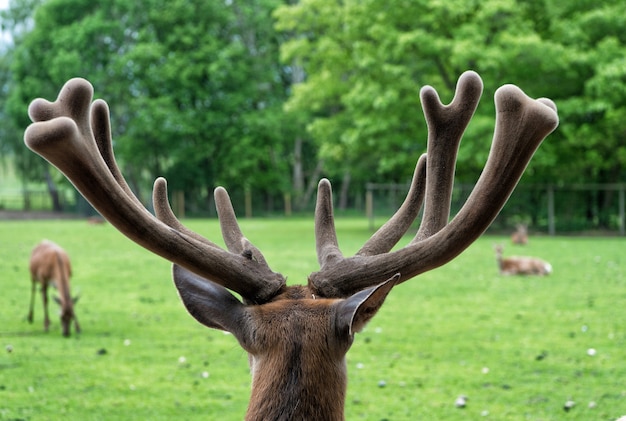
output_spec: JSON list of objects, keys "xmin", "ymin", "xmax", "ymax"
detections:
[{"xmin": 24, "ymin": 71, "xmax": 558, "ymax": 303}]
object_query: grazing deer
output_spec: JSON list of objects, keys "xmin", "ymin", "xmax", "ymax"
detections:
[
  {"xmin": 28, "ymin": 240, "xmax": 80, "ymax": 337},
  {"xmin": 511, "ymin": 223, "xmax": 528, "ymax": 245},
  {"xmin": 494, "ymin": 244, "xmax": 552, "ymax": 276},
  {"xmin": 24, "ymin": 71, "xmax": 558, "ymax": 419}
]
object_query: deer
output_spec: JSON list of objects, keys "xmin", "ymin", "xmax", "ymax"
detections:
[
  {"xmin": 511, "ymin": 222, "xmax": 528, "ymax": 245},
  {"xmin": 23, "ymin": 70, "xmax": 558, "ymax": 420},
  {"xmin": 494, "ymin": 244, "xmax": 552, "ymax": 276},
  {"xmin": 28, "ymin": 240, "xmax": 81, "ymax": 337}
]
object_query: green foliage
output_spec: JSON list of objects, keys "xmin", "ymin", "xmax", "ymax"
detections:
[
  {"xmin": 547, "ymin": 2, "xmax": 626, "ymax": 184},
  {"xmin": 1, "ymin": 0, "xmax": 625, "ymax": 213},
  {"xmin": 1, "ymin": 0, "xmax": 139, "ymax": 191},
  {"xmin": 1, "ymin": 219, "xmax": 625, "ymax": 420},
  {"xmin": 2, "ymin": 0, "xmax": 297, "ymax": 210},
  {"xmin": 275, "ymin": 0, "xmax": 626, "ymax": 185}
]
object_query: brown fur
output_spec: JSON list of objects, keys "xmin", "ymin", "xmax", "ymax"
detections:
[
  {"xmin": 246, "ymin": 297, "xmax": 348, "ymax": 420},
  {"xmin": 495, "ymin": 244, "xmax": 552, "ymax": 276},
  {"xmin": 173, "ymin": 267, "xmax": 395, "ymax": 420},
  {"xmin": 28, "ymin": 240, "xmax": 80, "ymax": 336}
]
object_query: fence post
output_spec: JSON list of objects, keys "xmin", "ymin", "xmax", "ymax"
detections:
[
  {"xmin": 23, "ymin": 189, "xmax": 31, "ymax": 211},
  {"xmin": 619, "ymin": 185, "xmax": 625, "ymax": 236},
  {"xmin": 245, "ymin": 187, "xmax": 252, "ymax": 218},
  {"xmin": 172, "ymin": 191, "xmax": 185, "ymax": 219},
  {"xmin": 284, "ymin": 192, "xmax": 292, "ymax": 217},
  {"xmin": 366, "ymin": 184, "xmax": 374, "ymax": 231},
  {"xmin": 547, "ymin": 185, "xmax": 555, "ymax": 236}
]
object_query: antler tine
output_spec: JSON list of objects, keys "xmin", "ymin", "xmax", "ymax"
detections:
[
  {"xmin": 314, "ymin": 179, "xmax": 343, "ymax": 268},
  {"xmin": 414, "ymin": 71, "xmax": 483, "ymax": 241},
  {"xmin": 309, "ymin": 80, "xmax": 558, "ymax": 298},
  {"xmin": 152, "ymin": 177, "xmax": 223, "ymax": 248},
  {"xmin": 153, "ymin": 179, "xmax": 258, "ymax": 253},
  {"xmin": 214, "ymin": 186, "xmax": 270, "ymax": 267},
  {"xmin": 24, "ymin": 78, "xmax": 285, "ymax": 304},
  {"xmin": 357, "ymin": 154, "xmax": 426, "ymax": 256},
  {"xmin": 156, "ymin": 172, "xmax": 269, "ymax": 264},
  {"xmin": 91, "ymin": 99, "xmax": 144, "ymax": 210}
]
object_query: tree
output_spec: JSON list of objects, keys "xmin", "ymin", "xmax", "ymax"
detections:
[
  {"xmin": 4, "ymin": 0, "xmax": 624, "ymax": 218},
  {"xmin": 117, "ymin": 0, "xmax": 295, "ymax": 213},
  {"xmin": 274, "ymin": 0, "xmax": 626, "ymax": 194},
  {"xmin": 3, "ymin": 0, "xmax": 298, "ymax": 214},
  {"xmin": 548, "ymin": 2, "xmax": 626, "ymax": 184},
  {"xmin": 2, "ymin": 0, "xmax": 139, "ymax": 210}
]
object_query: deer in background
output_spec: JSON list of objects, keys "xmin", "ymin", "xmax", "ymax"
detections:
[
  {"xmin": 24, "ymin": 70, "xmax": 558, "ymax": 420},
  {"xmin": 494, "ymin": 244, "xmax": 552, "ymax": 276},
  {"xmin": 28, "ymin": 240, "xmax": 80, "ymax": 337},
  {"xmin": 511, "ymin": 223, "xmax": 528, "ymax": 245}
]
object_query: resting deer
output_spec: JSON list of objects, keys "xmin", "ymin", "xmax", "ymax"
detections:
[
  {"xmin": 511, "ymin": 223, "xmax": 528, "ymax": 245},
  {"xmin": 494, "ymin": 244, "xmax": 552, "ymax": 276},
  {"xmin": 24, "ymin": 71, "xmax": 558, "ymax": 419},
  {"xmin": 28, "ymin": 240, "xmax": 80, "ymax": 337}
]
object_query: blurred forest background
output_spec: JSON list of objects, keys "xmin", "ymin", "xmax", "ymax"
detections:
[{"xmin": 0, "ymin": 0, "xmax": 625, "ymax": 232}]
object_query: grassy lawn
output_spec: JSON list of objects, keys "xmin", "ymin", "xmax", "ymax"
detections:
[{"xmin": 0, "ymin": 218, "xmax": 625, "ymax": 420}]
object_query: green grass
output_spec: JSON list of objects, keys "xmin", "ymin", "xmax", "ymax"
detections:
[{"xmin": 1, "ymin": 218, "xmax": 625, "ymax": 420}]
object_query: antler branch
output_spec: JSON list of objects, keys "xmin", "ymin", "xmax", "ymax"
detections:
[
  {"xmin": 24, "ymin": 78, "xmax": 285, "ymax": 304},
  {"xmin": 415, "ymin": 70, "xmax": 482, "ymax": 240},
  {"xmin": 308, "ymin": 71, "xmax": 558, "ymax": 298},
  {"xmin": 24, "ymin": 71, "xmax": 557, "ymax": 304}
]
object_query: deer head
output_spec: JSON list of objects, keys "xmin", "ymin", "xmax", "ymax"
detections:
[
  {"xmin": 24, "ymin": 71, "xmax": 558, "ymax": 419},
  {"xmin": 511, "ymin": 222, "xmax": 529, "ymax": 245}
]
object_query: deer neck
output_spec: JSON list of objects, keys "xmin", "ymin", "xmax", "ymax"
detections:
[
  {"xmin": 52, "ymin": 252, "xmax": 72, "ymax": 311},
  {"xmin": 244, "ymin": 296, "xmax": 350, "ymax": 421},
  {"xmin": 247, "ymin": 353, "xmax": 347, "ymax": 421}
]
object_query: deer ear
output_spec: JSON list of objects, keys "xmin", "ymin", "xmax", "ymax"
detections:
[
  {"xmin": 172, "ymin": 264, "xmax": 249, "ymax": 334},
  {"xmin": 335, "ymin": 273, "xmax": 399, "ymax": 336}
]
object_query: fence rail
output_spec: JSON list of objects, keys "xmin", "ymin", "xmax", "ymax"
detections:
[
  {"xmin": 3, "ymin": 183, "xmax": 626, "ymax": 236},
  {"xmin": 0, "ymin": 187, "xmax": 94, "ymax": 215},
  {"xmin": 366, "ymin": 183, "xmax": 626, "ymax": 236},
  {"xmin": 0, "ymin": 188, "xmax": 59, "ymax": 212}
]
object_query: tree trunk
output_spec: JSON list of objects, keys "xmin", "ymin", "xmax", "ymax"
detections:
[
  {"xmin": 290, "ymin": 62, "xmax": 307, "ymax": 208},
  {"xmin": 297, "ymin": 159, "xmax": 324, "ymax": 211},
  {"xmin": 293, "ymin": 136, "xmax": 304, "ymax": 196},
  {"xmin": 43, "ymin": 165, "xmax": 62, "ymax": 212},
  {"xmin": 339, "ymin": 170, "xmax": 351, "ymax": 211}
]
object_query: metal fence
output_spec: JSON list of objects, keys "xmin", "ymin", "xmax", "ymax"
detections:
[
  {"xmin": 366, "ymin": 183, "xmax": 626, "ymax": 236},
  {"xmin": 0, "ymin": 188, "xmax": 95, "ymax": 216},
  {"xmin": 3, "ymin": 184, "xmax": 626, "ymax": 236},
  {"xmin": 0, "ymin": 188, "xmax": 60, "ymax": 212}
]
